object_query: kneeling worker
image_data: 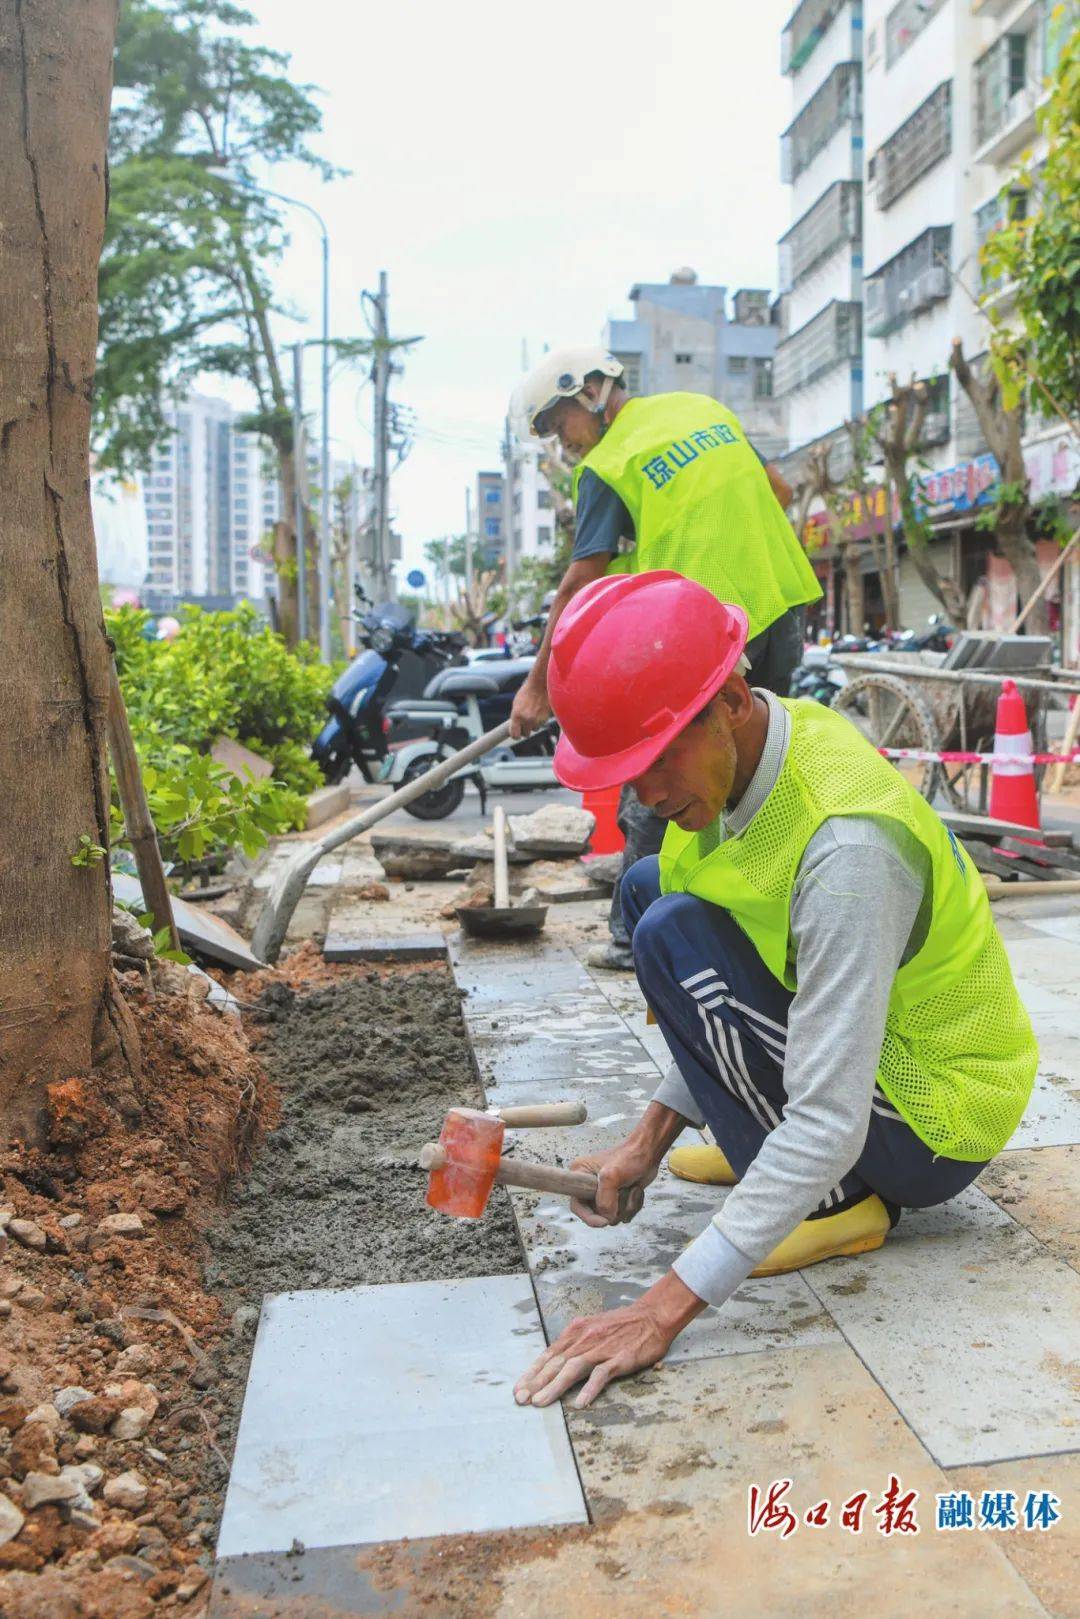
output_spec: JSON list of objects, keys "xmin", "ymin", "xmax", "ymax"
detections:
[{"xmin": 514, "ymin": 571, "xmax": 1036, "ymax": 1412}]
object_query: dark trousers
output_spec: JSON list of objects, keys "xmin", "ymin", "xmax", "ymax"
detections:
[
  {"xmin": 622, "ymin": 856, "xmax": 987, "ymax": 1214},
  {"xmin": 608, "ymin": 605, "xmax": 806, "ymax": 947}
]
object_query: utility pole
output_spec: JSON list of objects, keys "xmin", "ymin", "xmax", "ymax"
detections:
[
  {"xmin": 372, "ymin": 270, "xmax": 391, "ymax": 602},
  {"xmin": 319, "ymin": 227, "xmax": 331, "ymax": 662},
  {"xmin": 291, "ymin": 342, "xmax": 307, "ymax": 643}
]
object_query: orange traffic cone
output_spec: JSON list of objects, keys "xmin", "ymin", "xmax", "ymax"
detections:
[{"xmin": 988, "ymin": 678, "xmax": 1040, "ymax": 831}]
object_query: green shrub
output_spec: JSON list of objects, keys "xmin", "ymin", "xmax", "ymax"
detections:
[{"xmin": 106, "ymin": 604, "xmax": 336, "ymax": 869}]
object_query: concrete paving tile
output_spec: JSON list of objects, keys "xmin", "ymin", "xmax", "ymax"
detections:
[
  {"xmin": 802, "ymin": 1185, "xmax": 1080, "ymax": 1466},
  {"xmin": 217, "ymin": 1275, "xmax": 586, "ymax": 1558},
  {"xmin": 980, "ymin": 1145, "xmax": 1080, "ymax": 1276},
  {"xmin": 323, "ymin": 932, "xmax": 448, "ymax": 963},
  {"xmin": 1010, "ymin": 1069, "xmax": 1080, "ymax": 1150},
  {"xmin": 487, "ymin": 1344, "xmax": 1048, "ymax": 1618},
  {"xmin": 950, "ymin": 1453, "xmax": 1080, "ymax": 1618}
]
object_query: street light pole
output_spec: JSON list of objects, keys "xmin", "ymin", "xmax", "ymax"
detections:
[
  {"xmin": 291, "ymin": 343, "xmax": 307, "ymax": 643},
  {"xmin": 212, "ymin": 169, "xmax": 332, "ymax": 658}
]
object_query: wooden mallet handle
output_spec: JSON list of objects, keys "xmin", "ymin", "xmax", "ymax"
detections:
[
  {"xmin": 419, "ymin": 1143, "xmax": 644, "ymax": 1222},
  {"xmin": 496, "ymin": 1101, "xmax": 587, "ymax": 1128}
]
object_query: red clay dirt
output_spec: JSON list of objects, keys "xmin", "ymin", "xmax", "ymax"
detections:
[{"xmin": 0, "ymin": 964, "xmax": 276, "ymax": 1619}]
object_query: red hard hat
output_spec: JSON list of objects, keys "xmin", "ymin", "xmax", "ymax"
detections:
[{"xmin": 549, "ymin": 570, "xmax": 749, "ymax": 791}]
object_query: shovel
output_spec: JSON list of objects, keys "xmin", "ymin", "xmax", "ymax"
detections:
[
  {"xmin": 455, "ymin": 805, "xmax": 548, "ymax": 940},
  {"xmin": 251, "ymin": 721, "xmax": 515, "ymax": 963}
]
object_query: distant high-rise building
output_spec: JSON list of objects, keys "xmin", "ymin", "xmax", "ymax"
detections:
[
  {"xmin": 475, "ymin": 470, "xmax": 506, "ymax": 570},
  {"xmin": 137, "ymin": 391, "xmax": 277, "ymax": 612},
  {"xmin": 603, "ymin": 269, "xmax": 786, "ymax": 458}
]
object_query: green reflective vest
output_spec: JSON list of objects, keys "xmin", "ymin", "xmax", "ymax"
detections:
[
  {"xmin": 572, "ymin": 392, "xmax": 822, "ymax": 640},
  {"xmin": 659, "ymin": 700, "xmax": 1037, "ymax": 1161}
]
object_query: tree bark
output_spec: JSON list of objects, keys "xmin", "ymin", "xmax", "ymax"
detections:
[
  {"xmin": 950, "ymin": 341, "xmax": 1046, "ymax": 635},
  {"xmin": 0, "ymin": 0, "xmax": 126, "ymax": 1138}
]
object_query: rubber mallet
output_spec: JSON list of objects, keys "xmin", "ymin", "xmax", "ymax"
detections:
[{"xmin": 420, "ymin": 1105, "xmax": 645, "ymax": 1222}]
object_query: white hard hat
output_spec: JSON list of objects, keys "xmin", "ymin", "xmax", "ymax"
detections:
[{"xmin": 509, "ymin": 347, "xmax": 625, "ymax": 442}]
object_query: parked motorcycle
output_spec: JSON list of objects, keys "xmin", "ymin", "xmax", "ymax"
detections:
[
  {"xmin": 789, "ymin": 646, "xmax": 848, "ymax": 706},
  {"xmin": 311, "ymin": 591, "xmax": 560, "ymax": 820},
  {"xmin": 310, "ymin": 592, "xmax": 464, "ymax": 790}
]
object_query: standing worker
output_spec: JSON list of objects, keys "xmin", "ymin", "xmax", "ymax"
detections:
[
  {"xmin": 513, "ymin": 572, "xmax": 1037, "ymax": 1410},
  {"xmin": 507, "ymin": 348, "xmax": 822, "ymax": 970}
]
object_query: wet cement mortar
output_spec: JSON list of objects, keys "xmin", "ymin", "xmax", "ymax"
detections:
[{"xmin": 205, "ymin": 964, "xmax": 522, "ymax": 1306}]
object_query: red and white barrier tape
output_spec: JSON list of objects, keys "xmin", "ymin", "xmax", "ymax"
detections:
[{"xmin": 880, "ymin": 748, "xmax": 1079, "ymax": 767}]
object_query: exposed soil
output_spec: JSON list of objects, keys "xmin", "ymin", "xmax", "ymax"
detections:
[{"xmin": 0, "ymin": 941, "xmax": 521, "ymax": 1619}]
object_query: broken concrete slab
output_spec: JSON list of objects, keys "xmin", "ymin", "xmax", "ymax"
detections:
[
  {"xmin": 112, "ymin": 872, "xmax": 261, "ymax": 971},
  {"xmin": 210, "ymin": 736, "xmax": 274, "ymax": 781},
  {"xmin": 370, "ymin": 828, "xmax": 531, "ymax": 881},
  {"xmin": 508, "ymin": 803, "xmax": 595, "ymax": 857},
  {"xmin": 803, "ymin": 1184, "xmax": 1080, "ymax": 1467},
  {"xmin": 305, "ymin": 782, "xmax": 349, "ymax": 830},
  {"xmin": 216, "ymin": 1276, "xmax": 586, "ymax": 1559}
]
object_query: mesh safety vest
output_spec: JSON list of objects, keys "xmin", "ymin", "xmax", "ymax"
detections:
[
  {"xmin": 659, "ymin": 701, "xmax": 1037, "ymax": 1160},
  {"xmin": 572, "ymin": 393, "xmax": 822, "ymax": 640}
]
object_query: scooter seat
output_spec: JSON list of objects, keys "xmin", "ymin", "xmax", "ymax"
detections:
[{"xmin": 386, "ymin": 698, "xmax": 459, "ymax": 714}]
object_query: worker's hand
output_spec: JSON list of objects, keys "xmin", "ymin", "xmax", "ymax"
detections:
[
  {"xmin": 509, "ymin": 677, "xmax": 552, "ymax": 740},
  {"xmin": 569, "ymin": 1140, "xmax": 658, "ymax": 1229},
  {"xmin": 514, "ymin": 1272, "xmax": 706, "ymax": 1410}
]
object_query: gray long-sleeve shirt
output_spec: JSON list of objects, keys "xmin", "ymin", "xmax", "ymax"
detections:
[{"xmin": 652, "ymin": 691, "xmax": 931, "ymax": 1308}]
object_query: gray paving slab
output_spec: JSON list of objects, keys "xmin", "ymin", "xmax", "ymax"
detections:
[
  {"xmin": 217, "ymin": 1275, "xmax": 586, "ymax": 1559},
  {"xmin": 1009, "ymin": 1067, "xmax": 1080, "ymax": 1150},
  {"xmin": 113, "ymin": 871, "xmax": 261, "ymax": 970},
  {"xmin": 803, "ymin": 1183, "xmax": 1080, "ymax": 1467},
  {"xmin": 323, "ymin": 931, "xmax": 448, "ymax": 963}
]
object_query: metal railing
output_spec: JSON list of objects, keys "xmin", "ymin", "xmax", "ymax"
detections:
[
  {"xmin": 782, "ymin": 0, "xmax": 853, "ymax": 75},
  {"xmin": 874, "ymin": 81, "xmax": 951, "ymax": 210},
  {"xmin": 779, "ymin": 180, "xmax": 862, "ymax": 291},
  {"xmin": 885, "ymin": 0, "xmax": 945, "ymax": 68},
  {"xmin": 781, "ymin": 61, "xmax": 862, "ymax": 183},
  {"xmin": 864, "ymin": 226, "xmax": 951, "ymax": 338},
  {"xmin": 773, "ymin": 300, "xmax": 862, "ymax": 396}
]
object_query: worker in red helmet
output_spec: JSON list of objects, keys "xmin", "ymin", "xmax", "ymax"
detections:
[{"xmin": 513, "ymin": 571, "xmax": 1036, "ymax": 1412}]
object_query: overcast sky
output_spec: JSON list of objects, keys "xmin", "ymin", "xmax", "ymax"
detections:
[{"xmin": 237, "ymin": 0, "xmax": 791, "ymax": 576}]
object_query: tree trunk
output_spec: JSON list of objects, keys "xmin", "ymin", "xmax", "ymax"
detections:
[
  {"xmin": 0, "ymin": 0, "xmax": 129, "ymax": 1138},
  {"xmin": 843, "ymin": 543, "xmax": 865, "ymax": 634},
  {"xmin": 997, "ymin": 505, "xmax": 1046, "ymax": 629}
]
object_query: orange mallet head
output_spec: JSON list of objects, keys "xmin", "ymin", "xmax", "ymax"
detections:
[{"xmin": 424, "ymin": 1107, "xmax": 506, "ymax": 1220}]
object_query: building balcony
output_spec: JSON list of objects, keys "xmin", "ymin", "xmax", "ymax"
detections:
[
  {"xmin": 864, "ymin": 226, "xmax": 951, "ymax": 338},
  {"xmin": 873, "ymin": 81, "xmax": 952, "ymax": 210},
  {"xmin": 886, "ymin": 0, "xmax": 946, "ymax": 67},
  {"xmin": 779, "ymin": 180, "xmax": 862, "ymax": 291},
  {"xmin": 973, "ymin": 30, "xmax": 1041, "ymax": 161},
  {"xmin": 781, "ymin": 60, "xmax": 862, "ymax": 184},
  {"xmin": 970, "ymin": 0, "xmax": 1018, "ymax": 16},
  {"xmin": 781, "ymin": 0, "xmax": 855, "ymax": 75},
  {"xmin": 773, "ymin": 299, "xmax": 862, "ymax": 396}
]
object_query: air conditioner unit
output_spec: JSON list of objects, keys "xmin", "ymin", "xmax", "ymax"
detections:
[{"xmin": 912, "ymin": 265, "xmax": 950, "ymax": 308}]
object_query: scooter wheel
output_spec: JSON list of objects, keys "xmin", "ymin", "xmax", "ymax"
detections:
[{"xmin": 400, "ymin": 756, "xmax": 466, "ymax": 820}]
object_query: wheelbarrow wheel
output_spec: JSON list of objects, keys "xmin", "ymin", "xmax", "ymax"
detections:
[
  {"xmin": 400, "ymin": 754, "xmax": 466, "ymax": 820},
  {"xmin": 833, "ymin": 672, "xmax": 961, "ymax": 807}
]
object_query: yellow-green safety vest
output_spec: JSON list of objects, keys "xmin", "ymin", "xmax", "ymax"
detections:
[
  {"xmin": 572, "ymin": 392, "xmax": 822, "ymax": 641},
  {"xmin": 659, "ymin": 700, "xmax": 1037, "ymax": 1161}
]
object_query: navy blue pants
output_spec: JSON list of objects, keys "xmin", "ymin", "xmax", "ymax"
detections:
[{"xmin": 622, "ymin": 857, "xmax": 987, "ymax": 1215}]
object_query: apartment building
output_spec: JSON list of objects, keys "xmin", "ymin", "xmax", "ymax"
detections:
[
  {"xmin": 140, "ymin": 392, "xmax": 276, "ymax": 613},
  {"xmin": 774, "ymin": 0, "xmax": 866, "ymax": 460},
  {"xmin": 605, "ymin": 270, "xmax": 786, "ymax": 458},
  {"xmin": 780, "ymin": 0, "xmax": 1079, "ymax": 644}
]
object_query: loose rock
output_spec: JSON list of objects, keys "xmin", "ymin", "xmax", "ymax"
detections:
[
  {"xmin": 113, "ymin": 1344, "xmax": 157, "ymax": 1377},
  {"xmin": 22, "ymin": 1469, "xmax": 82, "ymax": 1510},
  {"xmin": 0, "ymin": 1494, "xmax": 25, "ymax": 1545},
  {"xmin": 24, "ymin": 1404, "xmax": 60, "ymax": 1430},
  {"xmin": 103, "ymin": 1469, "xmax": 148, "ymax": 1511},
  {"xmin": 508, "ymin": 803, "xmax": 596, "ymax": 856},
  {"xmin": 8, "ymin": 1219, "xmax": 46, "ymax": 1252},
  {"xmin": 15, "ymin": 1285, "xmax": 46, "ymax": 1313},
  {"xmin": 71, "ymin": 1396, "xmax": 123, "ymax": 1435},
  {"xmin": 95, "ymin": 1213, "xmax": 145, "ymax": 1240},
  {"xmin": 111, "ymin": 1406, "xmax": 150, "ymax": 1441},
  {"xmin": 54, "ymin": 1387, "xmax": 94, "ymax": 1418}
]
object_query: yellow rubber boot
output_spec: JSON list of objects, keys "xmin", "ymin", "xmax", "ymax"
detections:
[
  {"xmin": 667, "ymin": 1144, "xmax": 740, "ymax": 1186},
  {"xmin": 750, "ymin": 1194, "xmax": 893, "ymax": 1277}
]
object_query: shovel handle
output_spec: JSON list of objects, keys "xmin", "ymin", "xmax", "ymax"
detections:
[
  {"xmin": 496, "ymin": 1101, "xmax": 587, "ymax": 1128},
  {"xmin": 492, "ymin": 804, "xmax": 510, "ymax": 910}
]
